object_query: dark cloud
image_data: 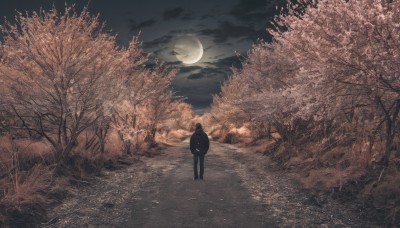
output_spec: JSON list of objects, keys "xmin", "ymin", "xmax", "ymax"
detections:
[
  {"xmin": 179, "ymin": 66, "xmax": 203, "ymax": 74},
  {"xmin": 163, "ymin": 7, "xmax": 185, "ymax": 20},
  {"xmin": 209, "ymin": 53, "xmax": 226, "ymax": 60},
  {"xmin": 229, "ymin": 0, "xmax": 267, "ymax": 21},
  {"xmin": 152, "ymin": 46, "xmax": 169, "ymax": 55},
  {"xmin": 203, "ymin": 46, "xmax": 212, "ymax": 52},
  {"xmin": 143, "ymin": 35, "xmax": 172, "ymax": 49},
  {"xmin": 185, "ymin": 65, "xmax": 234, "ymax": 81},
  {"xmin": 200, "ymin": 13, "xmax": 216, "ymax": 20},
  {"xmin": 202, "ymin": 67, "xmax": 232, "ymax": 79},
  {"xmin": 229, "ymin": 0, "xmax": 285, "ymax": 22},
  {"xmin": 200, "ymin": 21, "xmax": 257, "ymax": 43},
  {"xmin": 162, "ymin": 7, "xmax": 194, "ymax": 21},
  {"xmin": 175, "ymin": 56, "xmax": 243, "ymax": 83},
  {"xmin": 129, "ymin": 19, "xmax": 156, "ymax": 31},
  {"xmin": 174, "ymin": 86, "xmax": 216, "ymax": 110},
  {"xmin": 166, "ymin": 50, "xmax": 177, "ymax": 56},
  {"xmin": 172, "ymin": 58, "xmax": 243, "ymax": 112},
  {"xmin": 212, "ymin": 55, "xmax": 243, "ymax": 69},
  {"xmin": 227, "ymin": 0, "xmax": 285, "ymax": 42},
  {"xmin": 166, "ymin": 61, "xmax": 182, "ymax": 66},
  {"xmin": 181, "ymin": 13, "xmax": 195, "ymax": 20}
]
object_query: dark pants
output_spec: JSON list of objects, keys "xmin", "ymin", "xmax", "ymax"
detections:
[{"xmin": 193, "ymin": 154, "xmax": 205, "ymax": 179}]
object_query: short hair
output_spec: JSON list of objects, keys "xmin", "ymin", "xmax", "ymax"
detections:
[{"xmin": 195, "ymin": 123, "xmax": 202, "ymax": 130}]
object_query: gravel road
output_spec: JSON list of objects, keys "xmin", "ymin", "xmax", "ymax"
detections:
[{"xmin": 42, "ymin": 140, "xmax": 379, "ymax": 227}]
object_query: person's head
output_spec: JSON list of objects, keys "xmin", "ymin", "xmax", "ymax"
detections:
[{"xmin": 195, "ymin": 123, "xmax": 202, "ymax": 130}]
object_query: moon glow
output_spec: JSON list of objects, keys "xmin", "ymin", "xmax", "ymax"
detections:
[{"xmin": 174, "ymin": 36, "xmax": 203, "ymax": 64}]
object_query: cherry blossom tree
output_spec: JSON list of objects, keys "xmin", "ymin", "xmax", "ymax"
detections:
[
  {"xmin": 166, "ymin": 101, "xmax": 196, "ymax": 132},
  {"xmin": 211, "ymin": 41, "xmax": 304, "ymax": 143},
  {"xmin": 272, "ymin": 0, "xmax": 400, "ymax": 166},
  {"xmin": 0, "ymin": 6, "xmax": 125, "ymax": 161},
  {"xmin": 112, "ymin": 59, "xmax": 175, "ymax": 154},
  {"xmin": 213, "ymin": 0, "xmax": 400, "ymax": 167}
]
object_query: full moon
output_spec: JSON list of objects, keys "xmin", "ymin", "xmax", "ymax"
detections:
[{"xmin": 174, "ymin": 36, "xmax": 203, "ymax": 64}]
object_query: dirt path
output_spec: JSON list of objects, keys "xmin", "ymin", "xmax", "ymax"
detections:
[
  {"xmin": 42, "ymin": 141, "xmax": 379, "ymax": 227},
  {"xmin": 127, "ymin": 142, "xmax": 275, "ymax": 228}
]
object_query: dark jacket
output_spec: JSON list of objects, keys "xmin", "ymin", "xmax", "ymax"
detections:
[{"xmin": 190, "ymin": 129, "xmax": 209, "ymax": 155}]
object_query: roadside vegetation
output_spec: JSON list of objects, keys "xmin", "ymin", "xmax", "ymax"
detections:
[
  {"xmin": 207, "ymin": 0, "xmax": 400, "ymax": 226},
  {"xmin": 1, "ymin": 0, "xmax": 398, "ymax": 227},
  {"xmin": 0, "ymin": 5, "xmax": 196, "ymax": 227}
]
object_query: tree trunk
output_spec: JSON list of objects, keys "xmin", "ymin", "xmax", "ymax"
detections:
[
  {"xmin": 377, "ymin": 98, "xmax": 400, "ymax": 167},
  {"xmin": 266, "ymin": 123, "xmax": 271, "ymax": 139},
  {"xmin": 145, "ymin": 126, "xmax": 157, "ymax": 147},
  {"xmin": 96, "ymin": 124, "xmax": 109, "ymax": 165},
  {"xmin": 383, "ymin": 118, "xmax": 395, "ymax": 167},
  {"xmin": 124, "ymin": 140, "xmax": 132, "ymax": 155}
]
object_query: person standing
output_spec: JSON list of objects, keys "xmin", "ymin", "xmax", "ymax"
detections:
[{"xmin": 190, "ymin": 123, "xmax": 209, "ymax": 180}]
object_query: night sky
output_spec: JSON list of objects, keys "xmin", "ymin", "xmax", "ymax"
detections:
[{"xmin": 0, "ymin": 0, "xmax": 285, "ymax": 113}]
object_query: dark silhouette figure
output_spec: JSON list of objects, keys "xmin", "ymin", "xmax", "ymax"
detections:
[{"xmin": 190, "ymin": 123, "xmax": 209, "ymax": 180}]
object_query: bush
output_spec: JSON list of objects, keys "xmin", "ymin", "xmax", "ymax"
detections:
[{"xmin": 223, "ymin": 132, "xmax": 239, "ymax": 144}]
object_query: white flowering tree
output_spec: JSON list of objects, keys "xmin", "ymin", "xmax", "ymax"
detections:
[
  {"xmin": 213, "ymin": 0, "xmax": 400, "ymax": 167},
  {"xmin": 211, "ymin": 41, "xmax": 304, "ymax": 143},
  {"xmin": 0, "ymin": 6, "xmax": 125, "ymax": 161},
  {"xmin": 272, "ymin": 0, "xmax": 400, "ymax": 166},
  {"xmin": 112, "ymin": 59, "xmax": 175, "ymax": 154}
]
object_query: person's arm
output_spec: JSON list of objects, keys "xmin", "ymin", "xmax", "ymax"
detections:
[
  {"xmin": 189, "ymin": 134, "xmax": 194, "ymax": 153},
  {"xmin": 204, "ymin": 133, "xmax": 210, "ymax": 152}
]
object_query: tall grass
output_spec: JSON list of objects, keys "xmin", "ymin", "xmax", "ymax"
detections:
[{"xmin": 0, "ymin": 136, "xmax": 54, "ymax": 226}]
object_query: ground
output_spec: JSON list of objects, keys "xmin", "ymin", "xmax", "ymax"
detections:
[{"xmin": 41, "ymin": 140, "xmax": 380, "ymax": 227}]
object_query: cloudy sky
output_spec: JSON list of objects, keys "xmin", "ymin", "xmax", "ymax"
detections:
[{"xmin": 0, "ymin": 0, "xmax": 286, "ymax": 113}]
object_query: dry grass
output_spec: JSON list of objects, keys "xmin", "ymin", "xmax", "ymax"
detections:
[
  {"xmin": 247, "ymin": 139, "xmax": 275, "ymax": 153},
  {"xmin": 0, "ymin": 123, "xmax": 182, "ymax": 227},
  {"xmin": 224, "ymin": 127, "xmax": 400, "ymax": 226},
  {"xmin": 213, "ymin": 127, "xmax": 251, "ymax": 145},
  {"xmin": 0, "ymin": 138, "xmax": 53, "ymax": 202},
  {"xmin": 0, "ymin": 164, "xmax": 53, "ymax": 206},
  {"xmin": 0, "ymin": 136, "xmax": 56, "ymax": 227},
  {"xmin": 74, "ymin": 129, "xmax": 123, "ymax": 159},
  {"xmin": 363, "ymin": 169, "xmax": 400, "ymax": 225},
  {"xmin": 166, "ymin": 129, "xmax": 191, "ymax": 142},
  {"xmin": 104, "ymin": 129, "xmax": 124, "ymax": 158},
  {"xmin": 59, "ymin": 129, "xmax": 126, "ymax": 178},
  {"xmin": 347, "ymin": 140, "xmax": 384, "ymax": 169},
  {"xmin": 303, "ymin": 168, "xmax": 348, "ymax": 192}
]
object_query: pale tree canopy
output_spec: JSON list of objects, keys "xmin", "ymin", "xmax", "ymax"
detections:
[{"xmin": 0, "ymin": 5, "xmax": 142, "ymax": 159}]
